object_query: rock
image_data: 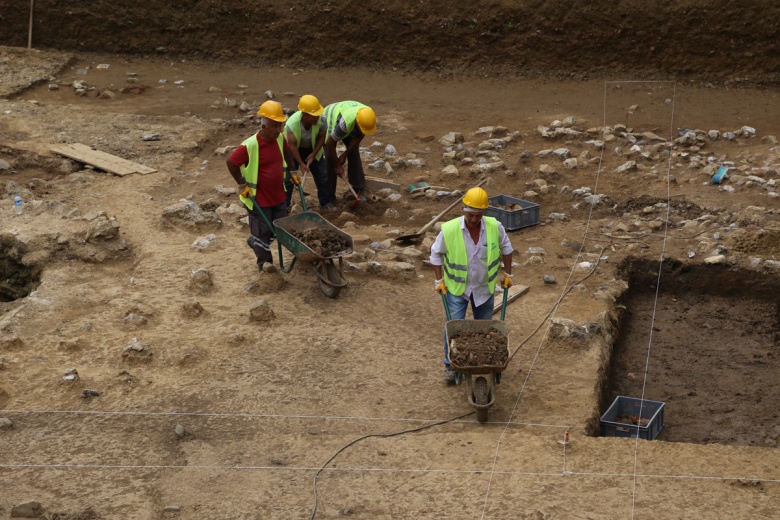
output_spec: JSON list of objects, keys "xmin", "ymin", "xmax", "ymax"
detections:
[
  {"xmin": 181, "ymin": 299, "xmax": 204, "ymax": 318},
  {"xmin": 164, "ymin": 505, "xmax": 182, "ymax": 513},
  {"xmin": 190, "ymin": 268, "xmax": 214, "ymax": 294},
  {"xmin": 174, "ymin": 424, "xmax": 187, "ymax": 438},
  {"xmin": 439, "ymin": 132, "xmax": 464, "ymax": 146},
  {"xmin": 615, "ymin": 161, "xmax": 637, "ymax": 174},
  {"xmin": 191, "ymin": 233, "xmax": 218, "ymax": 251},
  {"xmin": 85, "ymin": 215, "xmax": 121, "ymax": 242},
  {"xmin": 539, "ymin": 164, "xmax": 556, "ymax": 175},
  {"xmin": 704, "ymin": 254, "xmax": 726, "ymax": 264},
  {"xmin": 543, "ymin": 275, "xmax": 557, "ymax": 284},
  {"xmin": 10, "ymin": 501, "xmax": 43, "ymax": 518},
  {"xmin": 82, "ymin": 389, "xmax": 101, "ymax": 398},
  {"xmin": 553, "ymin": 148, "xmax": 570, "ymax": 159},
  {"xmin": 0, "ymin": 417, "xmax": 13, "ymax": 430},
  {"xmin": 441, "ymin": 165, "xmax": 459, "ymax": 177},
  {"xmin": 563, "ymin": 158, "xmax": 578, "ymax": 170},
  {"xmin": 249, "ymin": 300, "xmax": 275, "ymax": 322}
]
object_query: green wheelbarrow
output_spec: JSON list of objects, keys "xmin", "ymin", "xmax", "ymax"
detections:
[
  {"xmin": 248, "ymin": 182, "xmax": 354, "ymax": 298},
  {"xmin": 441, "ymin": 286, "xmax": 511, "ymax": 423}
]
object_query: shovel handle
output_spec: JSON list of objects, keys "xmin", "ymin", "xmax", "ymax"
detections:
[{"xmin": 415, "ymin": 177, "xmax": 491, "ymax": 236}]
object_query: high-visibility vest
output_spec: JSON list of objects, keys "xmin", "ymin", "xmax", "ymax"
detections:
[
  {"xmin": 325, "ymin": 101, "xmax": 369, "ymax": 138},
  {"xmin": 238, "ymin": 133, "xmax": 286, "ymax": 210},
  {"xmin": 285, "ymin": 110, "xmax": 324, "ymax": 161},
  {"xmin": 441, "ymin": 217, "xmax": 500, "ymax": 296}
]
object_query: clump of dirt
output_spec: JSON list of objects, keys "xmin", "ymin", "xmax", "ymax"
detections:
[
  {"xmin": 449, "ymin": 330, "xmax": 508, "ymax": 367},
  {"xmin": 291, "ymin": 228, "xmax": 351, "ymax": 258}
]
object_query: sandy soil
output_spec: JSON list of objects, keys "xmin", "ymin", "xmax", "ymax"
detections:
[{"xmin": 0, "ymin": 45, "xmax": 779, "ymax": 520}]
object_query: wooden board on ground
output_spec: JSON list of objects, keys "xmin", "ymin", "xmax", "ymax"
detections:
[
  {"xmin": 463, "ymin": 284, "xmax": 529, "ymax": 318},
  {"xmin": 493, "ymin": 284, "xmax": 529, "ymax": 314},
  {"xmin": 365, "ymin": 176, "xmax": 400, "ymax": 192},
  {"xmin": 50, "ymin": 143, "xmax": 157, "ymax": 176}
]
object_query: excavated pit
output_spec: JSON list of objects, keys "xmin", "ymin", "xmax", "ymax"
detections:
[
  {"xmin": 602, "ymin": 259, "xmax": 780, "ymax": 447},
  {"xmin": 0, "ymin": 235, "xmax": 42, "ymax": 302}
]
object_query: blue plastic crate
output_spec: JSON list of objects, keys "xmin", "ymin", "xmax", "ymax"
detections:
[
  {"xmin": 600, "ymin": 396, "xmax": 665, "ymax": 440},
  {"xmin": 484, "ymin": 195, "xmax": 540, "ymax": 231}
]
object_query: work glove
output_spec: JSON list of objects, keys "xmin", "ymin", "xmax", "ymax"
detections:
[
  {"xmin": 237, "ymin": 184, "xmax": 251, "ymax": 198},
  {"xmin": 435, "ymin": 279, "xmax": 447, "ymax": 294},
  {"xmin": 502, "ymin": 274, "xmax": 513, "ymax": 289},
  {"xmin": 290, "ymin": 173, "xmax": 301, "ymax": 185}
]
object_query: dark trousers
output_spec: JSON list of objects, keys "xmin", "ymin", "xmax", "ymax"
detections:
[
  {"xmin": 247, "ymin": 201, "xmax": 287, "ymax": 269},
  {"xmin": 285, "ymin": 147, "xmax": 330, "ymax": 208},
  {"xmin": 326, "ymin": 135, "xmax": 366, "ymax": 201}
]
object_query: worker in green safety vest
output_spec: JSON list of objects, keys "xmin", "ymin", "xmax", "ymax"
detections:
[
  {"xmin": 284, "ymin": 94, "xmax": 331, "ymax": 210},
  {"xmin": 430, "ymin": 186, "xmax": 515, "ymax": 384},
  {"xmin": 226, "ymin": 100, "xmax": 293, "ymax": 274},
  {"xmin": 322, "ymin": 100, "xmax": 376, "ymax": 203}
]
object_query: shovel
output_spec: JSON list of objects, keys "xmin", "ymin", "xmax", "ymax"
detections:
[
  {"xmin": 339, "ymin": 172, "xmax": 361, "ymax": 208},
  {"xmin": 395, "ymin": 177, "xmax": 490, "ymax": 244}
]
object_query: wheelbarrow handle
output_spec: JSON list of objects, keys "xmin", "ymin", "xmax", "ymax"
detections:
[
  {"xmin": 246, "ymin": 195, "xmax": 276, "ymax": 233},
  {"xmin": 440, "ymin": 292, "xmax": 452, "ymax": 322},
  {"xmin": 500, "ymin": 281, "xmax": 509, "ymax": 321}
]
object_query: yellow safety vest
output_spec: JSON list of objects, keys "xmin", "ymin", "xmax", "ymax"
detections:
[
  {"xmin": 325, "ymin": 100, "xmax": 369, "ymax": 138},
  {"xmin": 285, "ymin": 110, "xmax": 324, "ymax": 161},
  {"xmin": 441, "ymin": 217, "xmax": 500, "ymax": 296}
]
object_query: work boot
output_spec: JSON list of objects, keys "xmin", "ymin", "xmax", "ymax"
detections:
[
  {"xmin": 261, "ymin": 263, "xmax": 277, "ymax": 274},
  {"xmin": 443, "ymin": 366, "xmax": 456, "ymax": 385},
  {"xmin": 321, "ymin": 202, "xmax": 336, "ymax": 211}
]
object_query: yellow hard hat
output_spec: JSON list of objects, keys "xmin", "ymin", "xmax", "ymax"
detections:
[
  {"xmin": 356, "ymin": 107, "xmax": 377, "ymax": 135},
  {"xmin": 298, "ymin": 94, "xmax": 324, "ymax": 116},
  {"xmin": 462, "ymin": 187, "xmax": 489, "ymax": 211},
  {"xmin": 257, "ymin": 100, "xmax": 287, "ymax": 122}
]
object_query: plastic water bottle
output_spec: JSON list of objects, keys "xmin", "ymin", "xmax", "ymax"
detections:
[{"xmin": 13, "ymin": 193, "xmax": 22, "ymax": 216}]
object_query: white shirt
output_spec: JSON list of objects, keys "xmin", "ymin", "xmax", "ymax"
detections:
[{"xmin": 429, "ymin": 216, "xmax": 514, "ymax": 307}]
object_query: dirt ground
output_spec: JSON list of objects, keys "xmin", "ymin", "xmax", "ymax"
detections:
[{"xmin": 0, "ymin": 5, "xmax": 779, "ymax": 518}]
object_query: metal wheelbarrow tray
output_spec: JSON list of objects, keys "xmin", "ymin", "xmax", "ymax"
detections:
[
  {"xmin": 273, "ymin": 211, "xmax": 354, "ymax": 297},
  {"xmin": 445, "ymin": 319, "xmax": 510, "ymax": 423}
]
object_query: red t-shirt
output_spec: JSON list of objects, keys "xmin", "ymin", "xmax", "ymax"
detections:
[{"xmin": 228, "ymin": 134, "xmax": 288, "ymax": 207}]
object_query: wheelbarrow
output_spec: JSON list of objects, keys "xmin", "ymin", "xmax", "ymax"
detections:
[
  {"xmin": 248, "ymin": 182, "xmax": 354, "ymax": 298},
  {"xmin": 442, "ymin": 286, "xmax": 510, "ymax": 423}
]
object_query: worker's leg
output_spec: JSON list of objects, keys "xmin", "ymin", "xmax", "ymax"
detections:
[
  {"xmin": 247, "ymin": 202, "xmax": 286, "ymax": 271},
  {"xmin": 325, "ymin": 153, "xmax": 339, "ymax": 205},
  {"xmin": 308, "ymin": 155, "xmax": 331, "ymax": 208},
  {"xmin": 471, "ymin": 294, "xmax": 496, "ymax": 320},
  {"xmin": 342, "ymin": 135, "xmax": 366, "ymax": 198}
]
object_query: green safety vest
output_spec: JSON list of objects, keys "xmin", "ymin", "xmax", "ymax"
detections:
[
  {"xmin": 326, "ymin": 100, "xmax": 369, "ymax": 138},
  {"xmin": 441, "ymin": 216, "xmax": 500, "ymax": 296},
  {"xmin": 285, "ymin": 110, "xmax": 324, "ymax": 161},
  {"xmin": 238, "ymin": 133, "xmax": 286, "ymax": 210}
]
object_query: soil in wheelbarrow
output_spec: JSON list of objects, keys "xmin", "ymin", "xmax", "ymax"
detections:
[
  {"xmin": 291, "ymin": 228, "xmax": 352, "ymax": 258},
  {"xmin": 449, "ymin": 330, "xmax": 508, "ymax": 367}
]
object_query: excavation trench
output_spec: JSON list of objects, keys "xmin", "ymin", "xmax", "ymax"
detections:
[{"xmin": 601, "ymin": 259, "xmax": 780, "ymax": 447}]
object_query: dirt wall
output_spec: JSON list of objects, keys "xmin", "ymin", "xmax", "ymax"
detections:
[{"xmin": 1, "ymin": 0, "xmax": 779, "ymax": 84}]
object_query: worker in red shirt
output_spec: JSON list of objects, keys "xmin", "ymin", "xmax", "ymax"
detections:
[{"xmin": 227, "ymin": 100, "xmax": 294, "ymax": 274}]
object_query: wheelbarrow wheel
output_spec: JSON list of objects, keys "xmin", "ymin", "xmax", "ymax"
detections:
[
  {"xmin": 315, "ymin": 260, "xmax": 342, "ymax": 298},
  {"xmin": 474, "ymin": 376, "xmax": 490, "ymax": 423}
]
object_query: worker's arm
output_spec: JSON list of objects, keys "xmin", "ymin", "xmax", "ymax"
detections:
[
  {"xmin": 340, "ymin": 134, "xmax": 364, "ymax": 165},
  {"xmin": 285, "ymin": 129, "xmax": 309, "ymax": 174},
  {"xmin": 430, "ymin": 231, "xmax": 447, "ymax": 292},
  {"xmin": 226, "ymin": 145, "xmax": 249, "ymax": 189},
  {"xmin": 308, "ymin": 125, "xmax": 327, "ymax": 165},
  {"xmin": 325, "ymin": 135, "xmax": 345, "ymax": 178}
]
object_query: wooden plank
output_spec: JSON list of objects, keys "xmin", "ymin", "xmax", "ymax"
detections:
[
  {"xmin": 50, "ymin": 143, "xmax": 156, "ymax": 176},
  {"xmin": 492, "ymin": 284, "xmax": 529, "ymax": 315},
  {"xmin": 463, "ymin": 284, "xmax": 529, "ymax": 318},
  {"xmin": 365, "ymin": 176, "xmax": 400, "ymax": 192}
]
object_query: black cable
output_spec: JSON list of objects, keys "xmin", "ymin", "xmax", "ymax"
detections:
[{"xmin": 310, "ymin": 410, "xmax": 474, "ymax": 519}]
